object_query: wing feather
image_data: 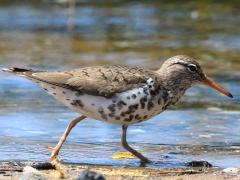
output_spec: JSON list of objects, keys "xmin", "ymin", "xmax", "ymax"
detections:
[{"xmin": 11, "ymin": 65, "xmax": 159, "ymax": 98}]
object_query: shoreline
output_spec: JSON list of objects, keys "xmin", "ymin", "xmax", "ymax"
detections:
[{"xmin": 0, "ymin": 160, "xmax": 239, "ymax": 180}]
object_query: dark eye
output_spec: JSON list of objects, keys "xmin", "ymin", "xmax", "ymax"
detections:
[{"xmin": 187, "ymin": 64, "xmax": 197, "ymax": 73}]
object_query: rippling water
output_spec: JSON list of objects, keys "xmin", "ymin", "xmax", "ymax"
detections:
[{"xmin": 0, "ymin": 1, "xmax": 239, "ymax": 168}]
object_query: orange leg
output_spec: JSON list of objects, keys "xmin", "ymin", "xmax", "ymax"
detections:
[{"xmin": 50, "ymin": 115, "xmax": 86, "ymax": 160}]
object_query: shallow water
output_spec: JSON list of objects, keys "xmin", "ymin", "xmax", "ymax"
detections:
[{"xmin": 0, "ymin": 1, "xmax": 240, "ymax": 168}]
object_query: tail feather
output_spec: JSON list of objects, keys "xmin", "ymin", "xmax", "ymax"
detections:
[
  {"xmin": 2, "ymin": 67, "xmax": 30, "ymax": 72},
  {"xmin": 2, "ymin": 67, "xmax": 33, "ymax": 75}
]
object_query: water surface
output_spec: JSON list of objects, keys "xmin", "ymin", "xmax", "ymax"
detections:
[{"xmin": 0, "ymin": 1, "xmax": 239, "ymax": 168}]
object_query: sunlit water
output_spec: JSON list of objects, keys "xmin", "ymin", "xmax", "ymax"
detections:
[{"xmin": 0, "ymin": 1, "xmax": 239, "ymax": 168}]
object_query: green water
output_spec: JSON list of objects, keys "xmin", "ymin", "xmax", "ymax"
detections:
[{"xmin": 0, "ymin": 1, "xmax": 239, "ymax": 168}]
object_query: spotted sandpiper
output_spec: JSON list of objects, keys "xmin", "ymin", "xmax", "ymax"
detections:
[{"xmin": 2, "ymin": 55, "xmax": 233, "ymax": 163}]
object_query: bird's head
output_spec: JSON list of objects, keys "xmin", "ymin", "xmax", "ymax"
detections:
[{"xmin": 157, "ymin": 55, "xmax": 233, "ymax": 98}]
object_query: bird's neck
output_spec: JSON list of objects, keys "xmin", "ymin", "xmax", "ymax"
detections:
[{"xmin": 156, "ymin": 70, "xmax": 192, "ymax": 99}]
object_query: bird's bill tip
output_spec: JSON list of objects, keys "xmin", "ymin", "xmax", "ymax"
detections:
[{"xmin": 202, "ymin": 78, "xmax": 233, "ymax": 98}]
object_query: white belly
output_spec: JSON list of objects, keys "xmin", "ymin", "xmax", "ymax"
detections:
[{"xmin": 36, "ymin": 79, "xmax": 167, "ymax": 125}]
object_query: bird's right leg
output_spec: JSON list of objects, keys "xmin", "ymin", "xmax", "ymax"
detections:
[
  {"xmin": 121, "ymin": 125, "xmax": 151, "ymax": 163},
  {"xmin": 50, "ymin": 115, "xmax": 86, "ymax": 160}
]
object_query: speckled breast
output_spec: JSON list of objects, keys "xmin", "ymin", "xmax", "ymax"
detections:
[{"xmin": 37, "ymin": 78, "xmax": 173, "ymax": 125}]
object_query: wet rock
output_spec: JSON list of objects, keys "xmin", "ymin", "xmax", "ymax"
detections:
[
  {"xmin": 77, "ymin": 169, "xmax": 105, "ymax": 180},
  {"xmin": 186, "ymin": 161, "xmax": 212, "ymax": 168},
  {"xmin": 31, "ymin": 162, "xmax": 55, "ymax": 170}
]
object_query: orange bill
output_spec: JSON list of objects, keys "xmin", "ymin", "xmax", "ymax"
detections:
[{"xmin": 202, "ymin": 78, "xmax": 233, "ymax": 98}]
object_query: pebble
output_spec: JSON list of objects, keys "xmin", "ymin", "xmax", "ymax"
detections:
[
  {"xmin": 186, "ymin": 161, "xmax": 212, "ymax": 168},
  {"xmin": 77, "ymin": 169, "xmax": 105, "ymax": 180},
  {"xmin": 19, "ymin": 166, "xmax": 47, "ymax": 180}
]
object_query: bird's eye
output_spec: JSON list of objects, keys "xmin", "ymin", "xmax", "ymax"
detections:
[{"xmin": 187, "ymin": 64, "xmax": 197, "ymax": 73}]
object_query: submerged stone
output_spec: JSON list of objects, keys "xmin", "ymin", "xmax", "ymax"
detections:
[{"xmin": 186, "ymin": 161, "xmax": 212, "ymax": 168}]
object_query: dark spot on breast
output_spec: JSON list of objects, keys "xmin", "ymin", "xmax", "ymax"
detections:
[
  {"xmin": 143, "ymin": 115, "xmax": 148, "ymax": 119},
  {"xmin": 129, "ymin": 115, "xmax": 134, "ymax": 121},
  {"xmin": 138, "ymin": 91, "xmax": 141, "ymax": 95},
  {"xmin": 147, "ymin": 101, "xmax": 154, "ymax": 111},
  {"xmin": 150, "ymin": 90, "xmax": 157, "ymax": 96},
  {"xmin": 53, "ymin": 92, "xmax": 56, "ymax": 95},
  {"xmin": 108, "ymin": 113, "xmax": 115, "ymax": 117},
  {"xmin": 124, "ymin": 104, "xmax": 138, "ymax": 115},
  {"xmin": 124, "ymin": 110, "xmax": 131, "ymax": 115},
  {"xmin": 51, "ymin": 86, "xmax": 56, "ymax": 89},
  {"xmin": 143, "ymin": 87, "xmax": 149, "ymax": 95},
  {"xmin": 124, "ymin": 118, "xmax": 131, "ymax": 122},
  {"xmin": 43, "ymin": 88, "xmax": 48, "ymax": 91},
  {"xmin": 127, "ymin": 96, "xmax": 130, "ymax": 100},
  {"xmin": 117, "ymin": 100, "xmax": 127, "ymax": 110},
  {"xmin": 75, "ymin": 91, "xmax": 84, "ymax": 96},
  {"xmin": 140, "ymin": 96, "xmax": 147, "ymax": 109},
  {"xmin": 163, "ymin": 102, "xmax": 172, "ymax": 110},
  {"xmin": 148, "ymin": 85, "xmax": 152, "ymax": 89},
  {"xmin": 132, "ymin": 94, "xmax": 137, "ymax": 99},
  {"xmin": 135, "ymin": 114, "xmax": 141, "ymax": 120},
  {"xmin": 130, "ymin": 104, "xmax": 139, "ymax": 110},
  {"xmin": 71, "ymin": 100, "xmax": 84, "ymax": 107},
  {"xmin": 115, "ymin": 116, "xmax": 120, "ymax": 120},
  {"xmin": 98, "ymin": 107, "xmax": 104, "ymax": 114},
  {"xmin": 112, "ymin": 100, "xmax": 116, "ymax": 103},
  {"xmin": 66, "ymin": 98, "xmax": 70, "ymax": 101},
  {"xmin": 62, "ymin": 91, "xmax": 66, "ymax": 94},
  {"xmin": 120, "ymin": 112, "xmax": 125, "ymax": 117},
  {"xmin": 108, "ymin": 104, "xmax": 116, "ymax": 113},
  {"xmin": 91, "ymin": 103, "xmax": 95, "ymax": 106}
]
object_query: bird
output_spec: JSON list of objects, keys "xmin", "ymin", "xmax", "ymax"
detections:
[{"xmin": 2, "ymin": 55, "xmax": 233, "ymax": 163}]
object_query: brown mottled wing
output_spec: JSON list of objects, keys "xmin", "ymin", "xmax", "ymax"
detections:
[{"xmin": 30, "ymin": 65, "xmax": 157, "ymax": 97}]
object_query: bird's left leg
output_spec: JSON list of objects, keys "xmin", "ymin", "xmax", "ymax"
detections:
[{"xmin": 50, "ymin": 115, "xmax": 86, "ymax": 160}]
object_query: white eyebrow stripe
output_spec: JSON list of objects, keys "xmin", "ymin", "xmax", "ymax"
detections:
[
  {"xmin": 168, "ymin": 60, "xmax": 188, "ymax": 68},
  {"xmin": 188, "ymin": 63, "xmax": 197, "ymax": 67},
  {"xmin": 172, "ymin": 59, "xmax": 186, "ymax": 64}
]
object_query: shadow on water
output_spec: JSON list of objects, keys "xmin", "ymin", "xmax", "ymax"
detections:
[{"xmin": 0, "ymin": 1, "xmax": 239, "ymax": 168}]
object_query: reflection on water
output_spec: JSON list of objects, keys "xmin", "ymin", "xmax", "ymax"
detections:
[{"xmin": 0, "ymin": 1, "xmax": 239, "ymax": 168}]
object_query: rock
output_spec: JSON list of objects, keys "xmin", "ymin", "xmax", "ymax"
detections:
[
  {"xmin": 31, "ymin": 162, "xmax": 55, "ymax": 170},
  {"xmin": 77, "ymin": 169, "xmax": 105, "ymax": 180},
  {"xmin": 222, "ymin": 167, "xmax": 239, "ymax": 174},
  {"xmin": 19, "ymin": 166, "xmax": 47, "ymax": 180},
  {"xmin": 186, "ymin": 161, "xmax": 212, "ymax": 168}
]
